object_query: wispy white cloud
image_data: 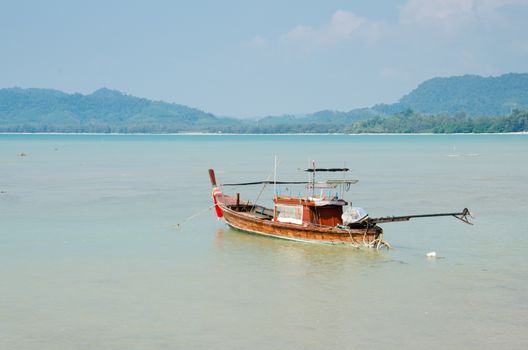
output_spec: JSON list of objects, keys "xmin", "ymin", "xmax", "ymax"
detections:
[
  {"xmin": 252, "ymin": 2, "xmax": 526, "ymax": 49},
  {"xmin": 281, "ymin": 10, "xmax": 383, "ymax": 46},
  {"xmin": 282, "ymin": 25, "xmax": 316, "ymax": 42},
  {"xmin": 400, "ymin": 0, "xmax": 473, "ymax": 26},
  {"xmin": 246, "ymin": 35, "xmax": 268, "ymax": 48},
  {"xmin": 270, "ymin": 1, "xmax": 526, "ymax": 86},
  {"xmin": 399, "ymin": 0, "xmax": 527, "ymax": 29}
]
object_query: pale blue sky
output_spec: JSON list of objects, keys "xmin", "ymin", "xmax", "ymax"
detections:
[{"xmin": 1, "ymin": 0, "xmax": 527, "ymax": 117}]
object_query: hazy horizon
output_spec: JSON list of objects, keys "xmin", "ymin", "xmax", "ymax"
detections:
[{"xmin": 1, "ymin": 0, "xmax": 527, "ymax": 117}]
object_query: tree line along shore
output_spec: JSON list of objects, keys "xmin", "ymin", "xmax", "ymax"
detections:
[{"xmin": 2, "ymin": 109, "xmax": 526, "ymax": 134}]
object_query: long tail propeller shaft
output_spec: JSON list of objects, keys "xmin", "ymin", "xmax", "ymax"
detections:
[{"xmin": 368, "ymin": 208, "xmax": 473, "ymax": 225}]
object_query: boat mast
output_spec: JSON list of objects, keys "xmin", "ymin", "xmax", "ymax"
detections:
[
  {"xmin": 311, "ymin": 160, "xmax": 315, "ymax": 197},
  {"xmin": 273, "ymin": 156, "xmax": 277, "ymax": 221},
  {"xmin": 274, "ymin": 155, "xmax": 277, "ymax": 199},
  {"xmin": 342, "ymin": 161, "xmax": 346, "ymax": 200}
]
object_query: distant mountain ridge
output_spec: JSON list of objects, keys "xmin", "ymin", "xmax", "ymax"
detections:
[
  {"xmin": 1, "ymin": 73, "xmax": 527, "ymax": 133},
  {"xmin": 372, "ymin": 73, "xmax": 528, "ymax": 116},
  {"xmin": 0, "ymin": 87, "xmax": 235, "ymax": 133},
  {"xmin": 253, "ymin": 73, "xmax": 528, "ymax": 130}
]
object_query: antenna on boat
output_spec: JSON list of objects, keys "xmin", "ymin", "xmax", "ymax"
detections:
[
  {"xmin": 311, "ymin": 160, "xmax": 315, "ymax": 197},
  {"xmin": 273, "ymin": 156, "xmax": 278, "ymax": 221},
  {"xmin": 274, "ymin": 155, "xmax": 277, "ymax": 199},
  {"xmin": 342, "ymin": 161, "xmax": 346, "ymax": 199}
]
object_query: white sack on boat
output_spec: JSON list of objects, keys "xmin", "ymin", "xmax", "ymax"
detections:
[{"xmin": 342, "ymin": 207, "xmax": 368, "ymax": 225}]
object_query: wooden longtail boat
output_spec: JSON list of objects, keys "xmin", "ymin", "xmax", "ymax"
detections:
[{"xmin": 208, "ymin": 165, "xmax": 471, "ymax": 249}]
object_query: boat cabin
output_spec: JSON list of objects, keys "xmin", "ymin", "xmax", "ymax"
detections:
[{"xmin": 273, "ymin": 195, "xmax": 347, "ymax": 226}]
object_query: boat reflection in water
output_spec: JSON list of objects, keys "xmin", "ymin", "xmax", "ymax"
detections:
[{"xmin": 213, "ymin": 227, "xmax": 390, "ymax": 273}]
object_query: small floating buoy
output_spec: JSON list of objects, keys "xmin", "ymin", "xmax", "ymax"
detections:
[{"xmin": 426, "ymin": 251, "xmax": 437, "ymax": 258}]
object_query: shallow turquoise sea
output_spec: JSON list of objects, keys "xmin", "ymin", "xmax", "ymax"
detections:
[{"xmin": 1, "ymin": 134, "xmax": 527, "ymax": 349}]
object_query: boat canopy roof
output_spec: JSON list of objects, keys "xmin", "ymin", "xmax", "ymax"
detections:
[
  {"xmin": 304, "ymin": 168, "xmax": 349, "ymax": 172},
  {"xmin": 222, "ymin": 179, "xmax": 358, "ymax": 187},
  {"xmin": 222, "ymin": 181, "xmax": 308, "ymax": 186}
]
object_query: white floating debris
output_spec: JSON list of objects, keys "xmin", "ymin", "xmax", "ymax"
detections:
[{"xmin": 426, "ymin": 251, "xmax": 437, "ymax": 258}]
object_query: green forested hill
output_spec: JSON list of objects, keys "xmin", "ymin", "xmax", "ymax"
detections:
[
  {"xmin": 1, "ymin": 73, "xmax": 528, "ymax": 133},
  {"xmin": 373, "ymin": 73, "xmax": 528, "ymax": 116},
  {"xmin": 0, "ymin": 87, "xmax": 236, "ymax": 132}
]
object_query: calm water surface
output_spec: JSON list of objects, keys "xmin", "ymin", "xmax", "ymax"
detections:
[{"xmin": 1, "ymin": 134, "xmax": 527, "ymax": 349}]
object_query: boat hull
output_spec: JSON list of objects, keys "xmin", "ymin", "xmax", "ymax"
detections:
[{"xmin": 219, "ymin": 203, "xmax": 384, "ymax": 247}]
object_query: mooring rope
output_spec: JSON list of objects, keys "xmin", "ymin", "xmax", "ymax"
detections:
[{"xmin": 174, "ymin": 203, "xmax": 217, "ymax": 229}]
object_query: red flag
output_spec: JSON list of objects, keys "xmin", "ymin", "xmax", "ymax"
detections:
[{"xmin": 211, "ymin": 187, "xmax": 223, "ymax": 219}]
